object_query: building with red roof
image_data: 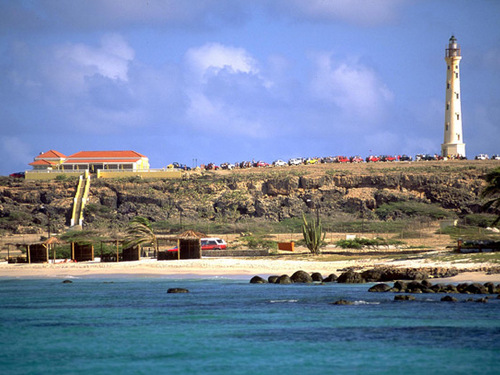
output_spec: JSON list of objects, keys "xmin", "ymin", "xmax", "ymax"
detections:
[
  {"xmin": 29, "ymin": 150, "xmax": 67, "ymax": 170},
  {"xmin": 29, "ymin": 150, "xmax": 149, "ymax": 173}
]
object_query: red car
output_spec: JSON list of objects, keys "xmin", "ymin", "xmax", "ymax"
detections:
[
  {"xmin": 381, "ymin": 155, "xmax": 396, "ymax": 162},
  {"xmin": 366, "ymin": 155, "xmax": 380, "ymax": 162},
  {"xmin": 350, "ymin": 156, "xmax": 364, "ymax": 163},
  {"xmin": 201, "ymin": 238, "xmax": 227, "ymax": 250},
  {"xmin": 254, "ymin": 161, "xmax": 269, "ymax": 167},
  {"xmin": 336, "ymin": 156, "xmax": 349, "ymax": 163}
]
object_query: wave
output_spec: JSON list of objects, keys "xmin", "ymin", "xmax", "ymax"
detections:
[
  {"xmin": 353, "ymin": 300, "xmax": 380, "ymax": 305},
  {"xmin": 269, "ymin": 299, "xmax": 298, "ymax": 303}
]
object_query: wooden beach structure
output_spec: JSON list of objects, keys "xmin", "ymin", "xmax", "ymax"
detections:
[{"xmin": 157, "ymin": 231, "xmax": 205, "ymax": 261}]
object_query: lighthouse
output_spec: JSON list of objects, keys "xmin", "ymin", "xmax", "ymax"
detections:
[{"xmin": 441, "ymin": 35, "xmax": 466, "ymax": 158}]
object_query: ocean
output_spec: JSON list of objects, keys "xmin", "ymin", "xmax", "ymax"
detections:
[{"xmin": 0, "ymin": 277, "xmax": 498, "ymax": 375}]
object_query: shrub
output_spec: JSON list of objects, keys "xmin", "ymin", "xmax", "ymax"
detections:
[{"xmin": 376, "ymin": 201, "xmax": 452, "ymax": 220}]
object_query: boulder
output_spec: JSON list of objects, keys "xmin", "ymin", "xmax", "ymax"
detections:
[
  {"xmin": 406, "ymin": 281, "xmax": 426, "ymax": 293},
  {"xmin": 393, "ymin": 281, "xmax": 408, "ymax": 292},
  {"xmin": 323, "ymin": 273, "xmax": 338, "ymax": 282},
  {"xmin": 311, "ymin": 272, "xmax": 324, "ymax": 282},
  {"xmin": 62, "ymin": 280, "xmax": 73, "ymax": 284},
  {"xmin": 268, "ymin": 275, "xmax": 280, "ymax": 283},
  {"xmin": 331, "ymin": 299, "xmax": 354, "ymax": 305},
  {"xmin": 337, "ymin": 270, "xmax": 366, "ymax": 284},
  {"xmin": 167, "ymin": 288, "xmax": 189, "ymax": 293},
  {"xmin": 441, "ymin": 295, "xmax": 458, "ymax": 302},
  {"xmin": 275, "ymin": 275, "xmax": 293, "ymax": 284},
  {"xmin": 475, "ymin": 297, "xmax": 488, "ymax": 303},
  {"xmin": 290, "ymin": 270, "xmax": 313, "ymax": 283},
  {"xmin": 368, "ymin": 283, "xmax": 391, "ymax": 292},
  {"xmin": 394, "ymin": 295, "xmax": 415, "ymax": 301},
  {"xmin": 465, "ymin": 283, "xmax": 488, "ymax": 294},
  {"xmin": 484, "ymin": 282, "xmax": 495, "ymax": 294},
  {"xmin": 250, "ymin": 276, "xmax": 268, "ymax": 284}
]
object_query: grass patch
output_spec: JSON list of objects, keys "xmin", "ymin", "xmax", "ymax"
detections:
[{"xmin": 335, "ymin": 237, "xmax": 405, "ymax": 249}]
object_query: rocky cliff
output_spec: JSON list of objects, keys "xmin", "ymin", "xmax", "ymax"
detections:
[{"xmin": 0, "ymin": 162, "xmax": 496, "ymax": 235}]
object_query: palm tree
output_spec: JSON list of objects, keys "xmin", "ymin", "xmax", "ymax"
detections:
[
  {"xmin": 124, "ymin": 217, "xmax": 158, "ymax": 256},
  {"xmin": 481, "ymin": 167, "xmax": 500, "ymax": 225}
]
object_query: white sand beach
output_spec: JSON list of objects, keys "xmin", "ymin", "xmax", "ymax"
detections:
[{"xmin": 1, "ymin": 257, "xmax": 499, "ymax": 283}]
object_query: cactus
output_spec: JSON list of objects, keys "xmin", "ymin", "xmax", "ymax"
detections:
[{"xmin": 302, "ymin": 213, "xmax": 325, "ymax": 255}]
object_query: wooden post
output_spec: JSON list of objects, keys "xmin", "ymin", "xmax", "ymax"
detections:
[
  {"xmin": 27, "ymin": 244, "xmax": 31, "ymax": 264},
  {"xmin": 71, "ymin": 242, "xmax": 75, "ymax": 261},
  {"xmin": 116, "ymin": 240, "xmax": 119, "ymax": 262},
  {"xmin": 177, "ymin": 239, "xmax": 180, "ymax": 260}
]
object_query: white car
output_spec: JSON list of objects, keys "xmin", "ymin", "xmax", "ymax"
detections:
[
  {"xmin": 273, "ymin": 159, "xmax": 287, "ymax": 167},
  {"xmin": 491, "ymin": 154, "xmax": 500, "ymax": 160},
  {"xmin": 475, "ymin": 154, "xmax": 489, "ymax": 160},
  {"xmin": 288, "ymin": 158, "xmax": 303, "ymax": 166}
]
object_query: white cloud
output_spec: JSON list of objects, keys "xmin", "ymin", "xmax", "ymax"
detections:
[
  {"xmin": 310, "ymin": 53, "xmax": 393, "ymax": 125},
  {"xmin": 55, "ymin": 34, "xmax": 134, "ymax": 82},
  {"xmin": 185, "ymin": 43, "xmax": 260, "ymax": 83}
]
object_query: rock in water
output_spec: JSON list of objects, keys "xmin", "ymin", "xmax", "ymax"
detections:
[
  {"xmin": 394, "ymin": 295, "xmax": 415, "ymax": 301},
  {"xmin": 311, "ymin": 272, "xmax": 323, "ymax": 282},
  {"xmin": 275, "ymin": 275, "xmax": 293, "ymax": 284},
  {"xmin": 337, "ymin": 270, "xmax": 366, "ymax": 284},
  {"xmin": 268, "ymin": 275, "xmax": 279, "ymax": 283},
  {"xmin": 290, "ymin": 270, "xmax": 313, "ymax": 283},
  {"xmin": 167, "ymin": 288, "xmax": 189, "ymax": 293},
  {"xmin": 250, "ymin": 276, "xmax": 268, "ymax": 284},
  {"xmin": 441, "ymin": 295, "xmax": 458, "ymax": 302},
  {"xmin": 368, "ymin": 283, "xmax": 391, "ymax": 292},
  {"xmin": 62, "ymin": 280, "xmax": 73, "ymax": 284},
  {"xmin": 331, "ymin": 299, "xmax": 354, "ymax": 305}
]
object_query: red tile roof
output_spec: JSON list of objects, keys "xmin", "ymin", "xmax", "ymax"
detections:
[
  {"xmin": 29, "ymin": 160, "xmax": 57, "ymax": 166},
  {"xmin": 68, "ymin": 151, "xmax": 146, "ymax": 159},
  {"xmin": 62, "ymin": 159, "xmax": 141, "ymax": 164},
  {"xmin": 36, "ymin": 150, "xmax": 66, "ymax": 159}
]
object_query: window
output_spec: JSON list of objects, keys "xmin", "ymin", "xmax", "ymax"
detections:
[
  {"xmin": 446, "ymin": 124, "xmax": 449, "ymax": 131},
  {"xmin": 456, "ymin": 113, "xmax": 460, "ymax": 120},
  {"xmin": 448, "ymin": 65, "xmax": 450, "ymax": 70},
  {"xmin": 455, "ymin": 65, "xmax": 458, "ymax": 69},
  {"xmin": 447, "ymin": 83, "xmax": 450, "ymax": 89},
  {"xmin": 455, "ymin": 72, "xmax": 458, "ymax": 78},
  {"xmin": 456, "ymin": 92, "xmax": 459, "ymax": 99},
  {"xmin": 457, "ymin": 134, "xmax": 460, "ymax": 141},
  {"xmin": 446, "ymin": 103, "xmax": 449, "ymax": 110}
]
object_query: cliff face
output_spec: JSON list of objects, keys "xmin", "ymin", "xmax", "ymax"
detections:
[{"xmin": 0, "ymin": 163, "xmax": 490, "ymax": 235}]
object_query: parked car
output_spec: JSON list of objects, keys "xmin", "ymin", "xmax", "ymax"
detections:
[
  {"xmin": 491, "ymin": 154, "xmax": 500, "ymax": 160},
  {"xmin": 475, "ymin": 154, "xmax": 489, "ymax": 160},
  {"xmin": 380, "ymin": 155, "xmax": 396, "ymax": 162},
  {"xmin": 321, "ymin": 156, "xmax": 336, "ymax": 163},
  {"xmin": 305, "ymin": 157, "xmax": 319, "ymax": 164},
  {"xmin": 205, "ymin": 163, "xmax": 219, "ymax": 170},
  {"xmin": 366, "ymin": 155, "xmax": 380, "ymax": 162},
  {"xmin": 254, "ymin": 160, "xmax": 269, "ymax": 167},
  {"xmin": 201, "ymin": 238, "xmax": 227, "ymax": 250},
  {"xmin": 398, "ymin": 154, "xmax": 413, "ymax": 162},
  {"xmin": 349, "ymin": 156, "xmax": 363, "ymax": 163},
  {"xmin": 288, "ymin": 158, "xmax": 303, "ymax": 166},
  {"xmin": 220, "ymin": 162, "xmax": 235, "ymax": 170},
  {"xmin": 9, "ymin": 172, "xmax": 25, "ymax": 178},
  {"xmin": 273, "ymin": 159, "xmax": 287, "ymax": 167}
]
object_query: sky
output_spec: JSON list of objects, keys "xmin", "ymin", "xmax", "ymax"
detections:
[{"xmin": 1, "ymin": 0, "xmax": 499, "ymax": 174}]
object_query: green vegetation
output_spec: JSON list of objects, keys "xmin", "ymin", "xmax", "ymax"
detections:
[
  {"xmin": 239, "ymin": 234, "xmax": 277, "ymax": 250},
  {"xmin": 481, "ymin": 167, "xmax": 500, "ymax": 225},
  {"xmin": 302, "ymin": 214, "xmax": 325, "ymax": 255},
  {"xmin": 335, "ymin": 237, "xmax": 405, "ymax": 249},
  {"xmin": 124, "ymin": 217, "xmax": 158, "ymax": 253},
  {"xmin": 376, "ymin": 201, "xmax": 453, "ymax": 220}
]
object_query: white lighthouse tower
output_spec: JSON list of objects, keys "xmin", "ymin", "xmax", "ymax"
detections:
[{"xmin": 441, "ymin": 35, "xmax": 466, "ymax": 158}]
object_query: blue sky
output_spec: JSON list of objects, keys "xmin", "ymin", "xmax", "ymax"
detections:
[{"xmin": 1, "ymin": 0, "xmax": 499, "ymax": 174}]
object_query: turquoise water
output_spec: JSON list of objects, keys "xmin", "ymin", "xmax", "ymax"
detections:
[{"xmin": 0, "ymin": 277, "xmax": 499, "ymax": 375}]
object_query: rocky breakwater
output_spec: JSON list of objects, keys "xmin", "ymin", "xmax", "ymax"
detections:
[{"xmin": 369, "ymin": 280, "xmax": 500, "ymax": 302}]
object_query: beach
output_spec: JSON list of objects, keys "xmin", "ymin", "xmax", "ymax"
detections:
[{"xmin": 1, "ymin": 257, "xmax": 499, "ymax": 283}]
